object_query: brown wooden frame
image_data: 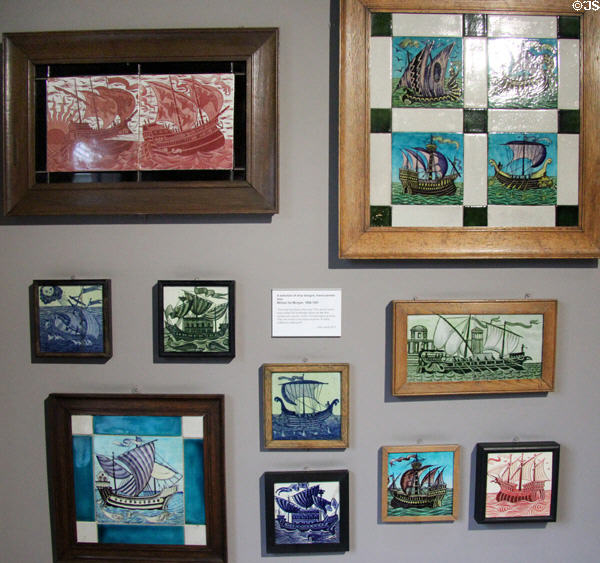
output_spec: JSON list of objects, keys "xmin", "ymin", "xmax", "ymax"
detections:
[
  {"xmin": 392, "ymin": 299, "xmax": 557, "ymax": 396},
  {"xmin": 262, "ymin": 363, "xmax": 349, "ymax": 449},
  {"xmin": 381, "ymin": 444, "xmax": 460, "ymax": 522},
  {"xmin": 3, "ymin": 28, "xmax": 278, "ymax": 216},
  {"xmin": 339, "ymin": 0, "xmax": 600, "ymax": 258},
  {"xmin": 31, "ymin": 279, "xmax": 112, "ymax": 361},
  {"xmin": 45, "ymin": 394, "xmax": 227, "ymax": 562}
]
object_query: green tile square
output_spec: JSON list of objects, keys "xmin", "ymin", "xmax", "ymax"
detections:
[
  {"xmin": 558, "ymin": 16, "xmax": 580, "ymax": 39},
  {"xmin": 463, "ymin": 14, "xmax": 487, "ymax": 37},
  {"xmin": 371, "ymin": 205, "xmax": 392, "ymax": 227},
  {"xmin": 371, "ymin": 13, "xmax": 392, "ymax": 36},
  {"xmin": 463, "ymin": 207, "xmax": 488, "ymax": 227},
  {"xmin": 464, "ymin": 109, "xmax": 487, "ymax": 133},
  {"xmin": 371, "ymin": 108, "xmax": 392, "ymax": 133},
  {"xmin": 558, "ymin": 110, "xmax": 579, "ymax": 134},
  {"xmin": 556, "ymin": 205, "xmax": 578, "ymax": 226}
]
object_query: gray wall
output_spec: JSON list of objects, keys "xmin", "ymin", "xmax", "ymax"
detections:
[{"xmin": 1, "ymin": 1, "xmax": 599, "ymax": 561}]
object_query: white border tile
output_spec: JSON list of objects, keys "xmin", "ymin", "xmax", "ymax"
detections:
[
  {"xmin": 76, "ymin": 521, "xmax": 98, "ymax": 543},
  {"xmin": 71, "ymin": 415, "xmax": 93, "ymax": 436},
  {"xmin": 370, "ymin": 133, "xmax": 392, "ymax": 205},
  {"xmin": 488, "ymin": 205, "xmax": 555, "ymax": 227},
  {"xmin": 464, "ymin": 38, "xmax": 487, "ymax": 109},
  {"xmin": 463, "ymin": 134, "xmax": 488, "ymax": 206},
  {"xmin": 557, "ymin": 134, "xmax": 579, "ymax": 205},
  {"xmin": 182, "ymin": 416, "xmax": 204, "ymax": 439},
  {"xmin": 184, "ymin": 524, "xmax": 207, "ymax": 546},
  {"xmin": 558, "ymin": 39, "xmax": 580, "ymax": 109},
  {"xmin": 488, "ymin": 15, "xmax": 557, "ymax": 38},
  {"xmin": 392, "ymin": 14, "xmax": 462, "ymax": 37},
  {"xmin": 488, "ymin": 110, "xmax": 557, "ymax": 133},
  {"xmin": 392, "ymin": 205, "xmax": 462, "ymax": 227},
  {"xmin": 370, "ymin": 37, "xmax": 392, "ymax": 108},
  {"xmin": 392, "ymin": 109, "xmax": 463, "ymax": 132}
]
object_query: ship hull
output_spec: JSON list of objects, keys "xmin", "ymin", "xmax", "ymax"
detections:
[
  {"xmin": 399, "ymin": 169, "xmax": 458, "ymax": 196},
  {"xmin": 276, "ymin": 514, "xmax": 338, "ymax": 533},
  {"xmin": 390, "ymin": 488, "xmax": 446, "ymax": 509},
  {"xmin": 143, "ymin": 122, "xmax": 225, "ymax": 155},
  {"xmin": 165, "ymin": 323, "xmax": 226, "ymax": 341},
  {"xmin": 418, "ymin": 351, "xmax": 531, "ymax": 375},
  {"xmin": 97, "ymin": 485, "xmax": 177, "ymax": 511},
  {"xmin": 489, "ymin": 158, "xmax": 553, "ymax": 190},
  {"xmin": 274, "ymin": 398, "xmax": 339, "ymax": 430},
  {"xmin": 495, "ymin": 480, "xmax": 546, "ymax": 503}
]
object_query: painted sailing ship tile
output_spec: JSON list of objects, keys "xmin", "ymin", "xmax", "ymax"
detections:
[
  {"xmin": 37, "ymin": 283, "xmax": 105, "ymax": 354},
  {"xmin": 406, "ymin": 313, "xmax": 544, "ymax": 383},
  {"xmin": 273, "ymin": 480, "xmax": 341, "ymax": 545},
  {"xmin": 71, "ymin": 415, "xmax": 206, "ymax": 545},
  {"xmin": 488, "ymin": 133, "xmax": 557, "ymax": 205},
  {"xmin": 138, "ymin": 73, "xmax": 234, "ymax": 170},
  {"xmin": 385, "ymin": 449, "xmax": 455, "ymax": 519},
  {"xmin": 488, "ymin": 38, "xmax": 558, "ymax": 109},
  {"xmin": 392, "ymin": 132, "xmax": 463, "ymax": 205},
  {"xmin": 271, "ymin": 371, "xmax": 342, "ymax": 442},
  {"xmin": 484, "ymin": 451, "xmax": 554, "ymax": 519},
  {"xmin": 161, "ymin": 284, "xmax": 232, "ymax": 355},
  {"xmin": 46, "ymin": 75, "xmax": 140, "ymax": 171}
]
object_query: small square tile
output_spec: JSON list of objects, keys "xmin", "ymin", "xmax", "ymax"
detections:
[
  {"xmin": 558, "ymin": 16, "xmax": 580, "ymax": 39},
  {"xmin": 76, "ymin": 522, "xmax": 98, "ymax": 543},
  {"xmin": 558, "ymin": 110, "xmax": 579, "ymax": 134},
  {"xmin": 371, "ymin": 108, "xmax": 392, "ymax": 133},
  {"xmin": 556, "ymin": 205, "xmax": 579, "ymax": 226},
  {"xmin": 184, "ymin": 525, "xmax": 207, "ymax": 546},
  {"xmin": 182, "ymin": 416, "xmax": 204, "ymax": 438},
  {"xmin": 463, "ymin": 109, "xmax": 487, "ymax": 133},
  {"xmin": 371, "ymin": 205, "xmax": 392, "ymax": 227},
  {"xmin": 372, "ymin": 13, "xmax": 392, "ymax": 36},
  {"xmin": 464, "ymin": 14, "xmax": 487, "ymax": 37},
  {"xmin": 71, "ymin": 415, "xmax": 93, "ymax": 435},
  {"xmin": 463, "ymin": 206, "xmax": 488, "ymax": 226}
]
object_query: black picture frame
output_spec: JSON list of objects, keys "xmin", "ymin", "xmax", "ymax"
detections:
[
  {"xmin": 474, "ymin": 441, "xmax": 560, "ymax": 524},
  {"xmin": 45, "ymin": 393, "xmax": 227, "ymax": 562},
  {"xmin": 157, "ymin": 280, "xmax": 235, "ymax": 359},
  {"xmin": 31, "ymin": 279, "xmax": 112, "ymax": 361},
  {"xmin": 263, "ymin": 469, "xmax": 349, "ymax": 554}
]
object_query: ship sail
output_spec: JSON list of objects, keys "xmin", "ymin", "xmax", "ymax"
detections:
[
  {"xmin": 400, "ymin": 465, "xmax": 432, "ymax": 493},
  {"xmin": 420, "ymin": 467, "xmax": 439, "ymax": 488},
  {"xmin": 280, "ymin": 378, "xmax": 326, "ymax": 415},
  {"xmin": 275, "ymin": 497, "xmax": 301, "ymax": 513},
  {"xmin": 434, "ymin": 468, "xmax": 445, "ymax": 486},
  {"xmin": 504, "ymin": 140, "xmax": 547, "ymax": 176},
  {"xmin": 399, "ymin": 41, "xmax": 454, "ymax": 98},
  {"xmin": 483, "ymin": 322, "xmax": 522, "ymax": 355},
  {"xmin": 291, "ymin": 485, "xmax": 323, "ymax": 509},
  {"xmin": 521, "ymin": 455, "xmax": 549, "ymax": 483},
  {"xmin": 433, "ymin": 316, "xmax": 469, "ymax": 357}
]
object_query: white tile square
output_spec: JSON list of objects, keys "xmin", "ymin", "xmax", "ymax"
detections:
[
  {"xmin": 370, "ymin": 37, "xmax": 392, "ymax": 108},
  {"xmin": 392, "ymin": 205, "xmax": 462, "ymax": 227},
  {"xmin": 557, "ymin": 134, "xmax": 579, "ymax": 205},
  {"xmin": 488, "ymin": 15, "xmax": 557, "ymax": 38},
  {"xmin": 558, "ymin": 39, "xmax": 580, "ymax": 109},
  {"xmin": 392, "ymin": 14, "xmax": 462, "ymax": 37},
  {"xmin": 76, "ymin": 521, "xmax": 98, "ymax": 543},
  {"xmin": 464, "ymin": 38, "xmax": 487, "ymax": 108},
  {"xmin": 488, "ymin": 110, "xmax": 557, "ymax": 133},
  {"xmin": 463, "ymin": 134, "xmax": 488, "ymax": 206},
  {"xmin": 370, "ymin": 133, "xmax": 392, "ymax": 205},
  {"xmin": 71, "ymin": 415, "xmax": 93, "ymax": 436},
  {"xmin": 488, "ymin": 205, "xmax": 555, "ymax": 227},
  {"xmin": 182, "ymin": 416, "xmax": 204, "ymax": 439},
  {"xmin": 184, "ymin": 524, "xmax": 207, "ymax": 545},
  {"xmin": 392, "ymin": 108, "xmax": 463, "ymax": 132}
]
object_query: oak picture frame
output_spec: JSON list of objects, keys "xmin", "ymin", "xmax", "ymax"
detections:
[
  {"xmin": 3, "ymin": 27, "xmax": 278, "ymax": 216},
  {"xmin": 44, "ymin": 393, "xmax": 227, "ymax": 562},
  {"xmin": 392, "ymin": 299, "xmax": 557, "ymax": 396},
  {"xmin": 338, "ymin": 0, "xmax": 600, "ymax": 258},
  {"xmin": 474, "ymin": 441, "xmax": 560, "ymax": 523},
  {"xmin": 262, "ymin": 363, "xmax": 349, "ymax": 449},
  {"xmin": 381, "ymin": 444, "xmax": 460, "ymax": 522}
]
